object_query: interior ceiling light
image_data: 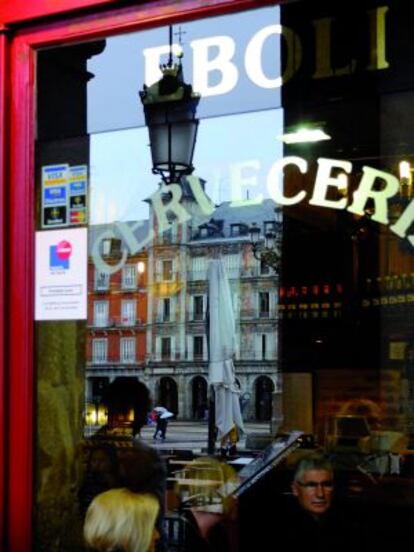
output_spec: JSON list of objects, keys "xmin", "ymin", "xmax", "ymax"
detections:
[
  {"xmin": 399, "ymin": 160, "xmax": 411, "ymax": 179},
  {"xmin": 279, "ymin": 127, "xmax": 331, "ymax": 144}
]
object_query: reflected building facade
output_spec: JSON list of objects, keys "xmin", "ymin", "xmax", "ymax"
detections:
[{"xmin": 86, "ymin": 181, "xmax": 280, "ymax": 425}]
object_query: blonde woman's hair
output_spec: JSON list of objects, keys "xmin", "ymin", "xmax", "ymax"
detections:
[{"xmin": 84, "ymin": 488, "xmax": 159, "ymax": 552}]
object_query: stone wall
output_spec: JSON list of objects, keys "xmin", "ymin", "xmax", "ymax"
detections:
[{"xmin": 35, "ymin": 321, "xmax": 86, "ymax": 551}]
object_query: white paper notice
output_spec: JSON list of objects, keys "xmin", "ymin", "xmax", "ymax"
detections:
[{"xmin": 35, "ymin": 228, "xmax": 87, "ymax": 320}]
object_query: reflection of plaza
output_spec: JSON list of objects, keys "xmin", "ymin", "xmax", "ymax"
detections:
[{"xmin": 86, "ymin": 191, "xmax": 281, "ymax": 430}]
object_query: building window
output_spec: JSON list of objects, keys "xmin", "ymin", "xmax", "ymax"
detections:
[
  {"xmin": 122, "ymin": 265, "xmax": 136, "ymax": 289},
  {"xmin": 163, "ymin": 227, "xmax": 173, "ymax": 244},
  {"xmin": 162, "ymin": 260, "xmax": 173, "ymax": 281},
  {"xmin": 259, "ymin": 292, "xmax": 270, "ymax": 318},
  {"xmin": 230, "ymin": 223, "xmax": 248, "ymax": 237},
  {"xmin": 193, "ymin": 295, "xmax": 204, "ymax": 320},
  {"xmin": 102, "ymin": 238, "xmax": 122, "ymax": 257},
  {"xmin": 191, "ymin": 256, "xmax": 207, "ymax": 281},
  {"xmin": 94, "ymin": 301, "xmax": 109, "ymax": 327},
  {"xmin": 194, "ymin": 336, "xmax": 204, "ymax": 359},
  {"xmin": 230, "ymin": 224, "xmax": 240, "ymax": 237},
  {"xmin": 91, "ymin": 377, "xmax": 108, "ymax": 400},
  {"xmin": 161, "ymin": 337, "xmax": 171, "ymax": 360},
  {"xmin": 262, "ymin": 334, "xmax": 267, "ymax": 360},
  {"xmin": 102, "ymin": 238, "xmax": 112, "ymax": 256},
  {"xmin": 92, "ymin": 339, "xmax": 107, "ymax": 363},
  {"xmin": 163, "ymin": 298, "xmax": 171, "ymax": 322},
  {"xmin": 264, "ymin": 221, "xmax": 276, "ymax": 234},
  {"xmin": 120, "ymin": 337, "xmax": 135, "ymax": 363},
  {"xmin": 95, "ymin": 270, "xmax": 109, "ymax": 290},
  {"xmin": 260, "ymin": 259, "xmax": 270, "ymax": 275},
  {"xmin": 120, "ymin": 300, "xmax": 136, "ymax": 326}
]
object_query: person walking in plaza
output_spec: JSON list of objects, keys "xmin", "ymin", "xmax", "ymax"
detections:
[
  {"xmin": 153, "ymin": 412, "xmax": 163, "ymax": 440},
  {"xmin": 153, "ymin": 409, "xmax": 171, "ymax": 440}
]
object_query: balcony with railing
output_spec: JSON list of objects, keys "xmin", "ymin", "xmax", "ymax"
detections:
[
  {"xmin": 189, "ymin": 270, "xmax": 207, "ymax": 281},
  {"xmin": 121, "ymin": 279, "xmax": 137, "ymax": 291},
  {"xmin": 116, "ymin": 316, "xmax": 139, "ymax": 327},
  {"xmin": 154, "ymin": 271, "xmax": 176, "ymax": 282},
  {"xmin": 239, "ymin": 309, "xmax": 276, "ymax": 320},
  {"xmin": 156, "ymin": 314, "xmax": 174, "ymax": 324},
  {"xmin": 91, "ymin": 317, "xmax": 110, "ymax": 328},
  {"xmin": 94, "ymin": 274, "xmax": 110, "ymax": 291},
  {"xmin": 240, "ymin": 265, "xmax": 276, "ymax": 278},
  {"xmin": 89, "ymin": 317, "xmax": 144, "ymax": 329},
  {"xmin": 119, "ymin": 355, "xmax": 136, "ymax": 364},
  {"xmin": 94, "ymin": 283, "xmax": 110, "ymax": 292},
  {"xmin": 192, "ymin": 312, "xmax": 204, "ymax": 321},
  {"xmin": 91, "ymin": 355, "xmax": 108, "ymax": 364},
  {"xmin": 87, "ymin": 359, "xmax": 145, "ymax": 368}
]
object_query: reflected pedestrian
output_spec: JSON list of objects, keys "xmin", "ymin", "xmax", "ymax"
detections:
[
  {"xmin": 159, "ymin": 417, "xmax": 168, "ymax": 440},
  {"xmin": 153, "ymin": 412, "xmax": 163, "ymax": 440},
  {"xmin": 153, "ymin": 413, "xmax": 169, "ymax": 440}
]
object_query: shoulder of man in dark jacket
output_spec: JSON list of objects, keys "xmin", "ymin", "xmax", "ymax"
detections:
[{"xmin": 252, "ymin": 494, "xmax": 362, "ymax": 552}]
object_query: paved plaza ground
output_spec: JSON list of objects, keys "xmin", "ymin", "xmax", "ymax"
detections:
[
  {"xmin": 86, "ymin": 420, "xmax": 271, "ymax": 453},
  {"xmin": 140, "ymin": 420, "xmax": 271, "ymax": 453}
]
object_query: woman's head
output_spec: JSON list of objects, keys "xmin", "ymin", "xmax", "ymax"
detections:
[{"xmin": 84, "ymin": 489, "xmax": 160, "ymax": 552}]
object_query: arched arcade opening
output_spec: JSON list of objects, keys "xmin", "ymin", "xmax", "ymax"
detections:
[
  {"xmin": 191, "ymin": 376, "xmax": 208, "ymax": 419},
  {"xmin": 158, "ymin": 376, "xmax": 178, "ymax": 415},
  {"xmin": 102, "ymin": 377, "xmax": 150, "ymax": 430},
  {"xmin": 255, "ymin": 376, "xmax": 274, "ymax": 421}
]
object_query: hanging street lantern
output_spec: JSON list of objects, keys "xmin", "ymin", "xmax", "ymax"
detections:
[
  {"xmin": 249, "ymin": 222, "xmax": 282, "ymax": 272},
  {"xmin": 139, "ymin": 27, "xmax": 200, "ymax": 185}
]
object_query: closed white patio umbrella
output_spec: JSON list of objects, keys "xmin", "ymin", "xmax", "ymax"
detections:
[{"xmin": 208, "ymin": 258, "xmax": 244, "ymax": 442}]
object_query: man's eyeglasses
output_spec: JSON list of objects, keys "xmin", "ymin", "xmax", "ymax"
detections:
[{"xmin": 297, "ymin": 481, "xmax": 334, "ymax": 490}]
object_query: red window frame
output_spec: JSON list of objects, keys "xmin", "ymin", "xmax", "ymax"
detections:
[
  {"xmin": 4, "ymin": 0, "xmax": 277, "ymax": 549},
  {"xmin": 0, "ymin": 25, "xmax": 7, "ymax": 548}
]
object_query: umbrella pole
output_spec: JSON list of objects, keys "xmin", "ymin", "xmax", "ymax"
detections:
[
  {"xmin": 207, "ymin": 384, "xmax": 216, "ymax": 455},
  {"xmin": 206, "ymin": 295, "xmax": 216, "ymax": 455}
]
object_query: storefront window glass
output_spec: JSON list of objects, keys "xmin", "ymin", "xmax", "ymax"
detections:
[{"xmin": 34, "ymin": 1, "xmax": 414, "ymax": 549}]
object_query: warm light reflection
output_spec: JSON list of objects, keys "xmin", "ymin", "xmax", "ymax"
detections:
[
  {"xmin": 85, "ymin": 403, "xmax": 107, "ymax": 426},
  {"xmin": 336, "ymin": 173, "xmax": 348, "ymax": 197},
  {"xmin": 399, "ymin": 160, "xmax": 412, "ymax": 198},
  {"xmin": 137, "ymin": 261, "xmax": 146, "ymax": 273},
  {"xmin": 85, "ymin": 404, "xmax": 98, "ymax": 425},
  {"xmin": 279, "ymin": 128, "xmax": 331, "ymax": 144},
  {"xmin": 97, "ymin": 406, "xmax": 108, "ymax": 426},
  {"xmin": 399, "ymin": 160, "xmax": 411, "ymax": 180}
]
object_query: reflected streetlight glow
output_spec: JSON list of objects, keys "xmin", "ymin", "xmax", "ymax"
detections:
[
  {"xmin": 279, "ymin": 127, "xmax": 331, "ymax": 144},
  {"xmin": 137, "ymin": 261, "xmax": 146, "ymax": 274}
]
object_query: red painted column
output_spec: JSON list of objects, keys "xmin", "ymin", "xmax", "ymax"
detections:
[
  {"xmin": 7, "ymin": 35, "xmax": 35, "ymax": 552},
  {"xmin": 0, "ymin": 23, "xmax": 8, "ymax": 547}
]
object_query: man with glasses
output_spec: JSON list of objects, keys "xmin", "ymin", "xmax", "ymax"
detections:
[
  {"xmin": 291, "ymin": 455, "xmax": 335, "ymax": 518},
  {"xmin": 284, "ymin": 454, "xmax": 358, "ymax": 551},
  {"xmin": 243, "ymin": 453, "xmax": 361, "ymax": 551}
]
